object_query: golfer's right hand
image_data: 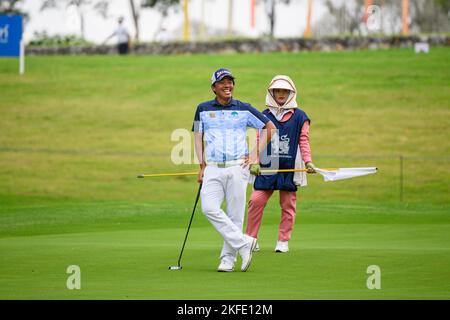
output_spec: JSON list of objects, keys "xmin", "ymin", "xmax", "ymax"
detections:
[
  {"xmin": 305, "ymin": 162, "xmax": 316, "ymax": 173},
  {"xmin": 198, "ymin": 166, "xmax": 206, "ymax": 183}
]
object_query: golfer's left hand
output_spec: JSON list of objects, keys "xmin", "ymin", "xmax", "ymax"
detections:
[
  {"xmin": 306, "ymin": 162, "xmax": 316, "ymax": 173},
  {"xmin": 249, "ymin": 164, "xmax": 261, "ymax": 176}
]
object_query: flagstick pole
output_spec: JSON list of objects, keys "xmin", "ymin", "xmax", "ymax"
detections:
[
  {"xmin": 138, "ymin": 172, "xmax": 198, "ymax": 178},
  {"xmin": 261, "ymin": 168, "xmax": 337, "ymax": 173},
  {"xmin": 137, "ymin": 168, "xmax": 339, "ymax": 178}
]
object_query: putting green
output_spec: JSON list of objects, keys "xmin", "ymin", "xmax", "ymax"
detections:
[{"xmin": 0, "ymin": 199, "xmax": 449, "ymax": 299}]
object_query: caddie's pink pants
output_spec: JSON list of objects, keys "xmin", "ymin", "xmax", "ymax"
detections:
[{"xmin": 246, "ymin": 189, "xmax": 297, "ymax": 241}]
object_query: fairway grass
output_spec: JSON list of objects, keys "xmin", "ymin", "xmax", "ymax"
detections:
[
  {"xmin": 0, "ymin": 48, "xmax": 449, "ymax": 204},
  {"xmin": 0, "ymin": 198, "xmax": 449, "ymax": 300},
  {"xmin": 0, "ymin": 48, "xmax": 449, "ymax": 299}
]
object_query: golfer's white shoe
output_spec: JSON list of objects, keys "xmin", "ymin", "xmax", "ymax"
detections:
[
  {"xmin": 239, "ymin": 235, "xmax": 257, "ymax": 272},
  {"xmin": 217, "ymin": 260, "xmax": 234, "ymax": 272},
  {"xmin": 275, "ymin": 240, "xmax": 289, "ymax": 253},
  {"xmin": 253, "ymin": 242, "xmax": 260, "ymax": 252}
]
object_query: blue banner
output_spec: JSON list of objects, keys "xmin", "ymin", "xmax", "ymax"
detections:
[{"xmin": 0, "ymin": 15, "xmax": 23, "ymax": 57}]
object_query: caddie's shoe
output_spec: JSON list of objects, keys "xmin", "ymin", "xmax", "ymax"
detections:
[
  {"xmin": 253, "ymin": 242, "xmax": 260, "ymax": 252},
  {"xmin": 239, "ymin": 235, "xmax": 257, "ymax": 272},
  {"xmin": 275, "ymin": 240, "xmax": 289, "ymax": 253},
  {"xmin": 217, "ymin": 260, "xmax": 234, "ymax": 272}
]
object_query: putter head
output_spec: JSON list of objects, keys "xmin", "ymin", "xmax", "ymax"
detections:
[
  {"xmin": 168, "ymin": 266, "xmax": 182, "ymax": 270},
  {"xmin": 137, "ymin": 174, "xmax": 144, "ymax": 178}
]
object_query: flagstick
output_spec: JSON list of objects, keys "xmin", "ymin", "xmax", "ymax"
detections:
[
  {"xmin": 261, "ymin": 168, "xmax": 337, "ymax": 173},
  {"xmin": 137, "ymin": 172, "xmax": 197, "ymax": 178},
  {"xmin": 137, "ymin": 168, "xmax": 338, "ymax": 178}
]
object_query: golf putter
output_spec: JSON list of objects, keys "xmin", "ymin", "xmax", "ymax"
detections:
[{"xmin": 169, "ymin": 183, "xmax": 202, "ymax": 270}]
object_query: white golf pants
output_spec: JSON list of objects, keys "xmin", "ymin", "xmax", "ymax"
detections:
[{"xmin": 201, "ymin": 165, "xmax": 250, "ymax": 264}]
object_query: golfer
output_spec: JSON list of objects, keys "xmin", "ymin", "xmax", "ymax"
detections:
[
  {"xmin": 192, "ymin": 68, "xmax": 275, "ymax": 272},
  {"xmin": 245, "ymin": 75, "xmax": 316, "ymax": 253}
]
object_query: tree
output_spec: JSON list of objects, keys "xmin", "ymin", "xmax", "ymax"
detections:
[
  {"xmin": 323, "ymin": 0, "xmax": 366, "ymax": 35},
  {"xmin": 0, "ymin": 0, "xmax": 29, "ymax": 22},
  {"xmin": 227, "ymin": 0, "xmax": 233, "ymax": 36},
  {"xmin": 435, "ymin": 0, "xmax": 450, "ymax": 13},
  {"xmin": 260, "ymin": 0, "xmax": 294, "ymax": 38},
  {"xmin": 373, "ymin": 0, "xmax": 449, "ymax": 34},
  {"xmin": 142, "ymin": 0, "xmax": 180, "ymax": 41},
  {"xmin": 409, "ymin": 0, "xmax": 450, "ymax": 33},
  {"xmin": 40, "ymin": 0, "xmax": 109, "ymax": 40},
  {"xmin": 0, "ymin": 0, "xmax": 21, "ymax": 13},
  {"xmin": 318, "ymin": 0, "xmax": 449, "ymax": 36},
  {"xmin": 129, "ymin": 0, "xmax": 140, "ymax": 42}
]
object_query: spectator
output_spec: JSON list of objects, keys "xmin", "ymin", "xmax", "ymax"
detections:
[{"xmin": 103, "ymin": 16, "xmax": 131, "ymax": 55}]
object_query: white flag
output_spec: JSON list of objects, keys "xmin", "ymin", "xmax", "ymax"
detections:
[{"xmin": 315, "ymin": 167, "xmax": 378, "ymax": 182}]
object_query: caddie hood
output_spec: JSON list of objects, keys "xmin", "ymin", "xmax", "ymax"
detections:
[{"xmin": 266, "ymin": 75, "xmax": 298, "ymax": 110}]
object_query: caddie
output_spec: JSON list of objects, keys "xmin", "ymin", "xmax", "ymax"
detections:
[
  {"xmin": 246, "ymin": 75, "xmax": 316, "ymax": 253},
  {"xmin": 192, "ymin": 68, "xmax": 275, "ymax": 272}
]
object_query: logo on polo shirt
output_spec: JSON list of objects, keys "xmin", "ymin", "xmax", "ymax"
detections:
[{"xmin": 209, "ymin": 112, "xmax": 216, "ymax": 118}]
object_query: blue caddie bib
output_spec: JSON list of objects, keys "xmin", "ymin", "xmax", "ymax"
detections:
[{"xmin": 254, "ymin": 108, "xmax": 310, "ymax": 192}]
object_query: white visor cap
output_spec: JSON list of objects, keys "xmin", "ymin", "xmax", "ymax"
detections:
[{"xmin": 268, "ymin": 79, "xmax": 295, "ymax": 92}]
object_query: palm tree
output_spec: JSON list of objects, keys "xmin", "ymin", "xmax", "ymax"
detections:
[
  {"xmin": 40, "ymin": 0, "xmax": 108, "ymax": 40},
  {"xmin": 227, "ymin": 0, "xmax": 234, "ymax": 36},
  {"xmin": 142, "ymin": 0, "xmax": 180, "ymax": 41},
  {"xmin": 262, "ymin": 0, "xmax": 292, "ymax": 38},
  {"xmin": 128, "ymin": 0, "xmax": 140, "ymax": 42},
  {"xmin": 0, "ymin": 0, "xmax": 29, "ymax": 22}
]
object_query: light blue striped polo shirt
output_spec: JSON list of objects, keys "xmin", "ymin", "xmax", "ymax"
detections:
[{"xmin": 192, "ymin": 98, "xmax": 269, "ymax": 163}]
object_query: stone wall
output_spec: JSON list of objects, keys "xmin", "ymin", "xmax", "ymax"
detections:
[{"xmin": 26, "ymin": 35, "xmax": 449, "ymax": 56}]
